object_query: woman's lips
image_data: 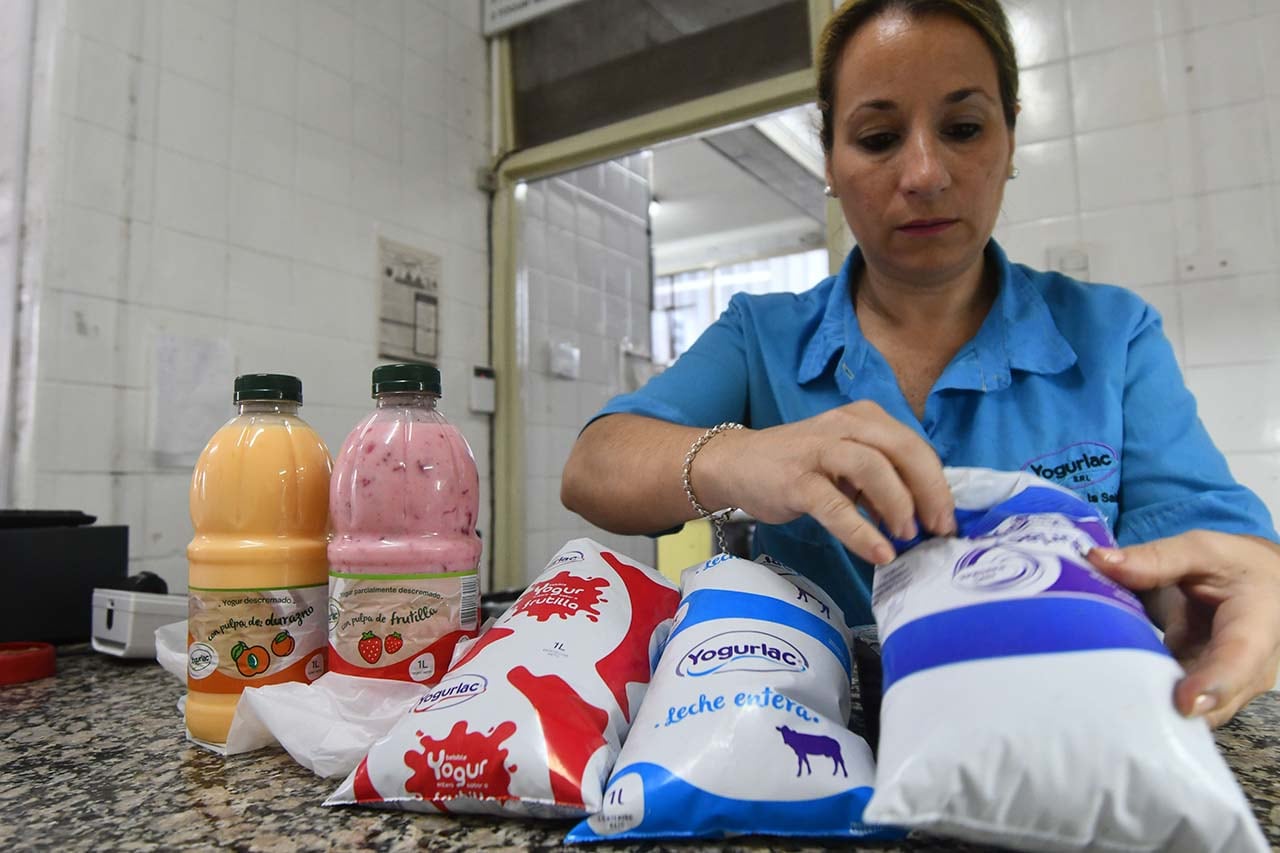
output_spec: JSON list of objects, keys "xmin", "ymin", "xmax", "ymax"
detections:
[{"xmin": 898, "ymin": 219, "xmax": 958, "ymax": 236}]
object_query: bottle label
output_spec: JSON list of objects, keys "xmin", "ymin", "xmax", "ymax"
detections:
[
  {"xmin": 187, "ymin": 584, "xmax": 328, "ymax": 692},
  {"xmin": 328, "ymin": 571, "xmax": 480, "ymax": 683}
]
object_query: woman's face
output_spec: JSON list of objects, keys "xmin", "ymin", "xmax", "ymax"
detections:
[{"xmin": 825, "ymin": 12, "xmax": 1015, "ymax": 288}]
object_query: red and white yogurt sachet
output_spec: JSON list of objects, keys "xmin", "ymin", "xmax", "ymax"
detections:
[{"xmin": 325, "ymin": 538, "xmax": 680, "ymax": 817}]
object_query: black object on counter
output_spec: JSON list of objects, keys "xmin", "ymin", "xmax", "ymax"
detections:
[
  {"xmin": 100, "ymin": 571, "xmax": 169, "ymax": 595},
  {"xmin": 0, "ymin": 515, "xmax": 127, "ymax": 644},
  {"xmin": 0, "ymin": 509, "xmax": 97, "ymax": 529},
  {"xmin": 481, "ymin": 589, "xmax": 521, "ymax": 622},
  {"xmin": 852, "ymin": 625, "xmax": 884, "ymax": 755}
]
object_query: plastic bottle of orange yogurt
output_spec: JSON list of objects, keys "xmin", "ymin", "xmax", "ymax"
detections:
[{"xmin": 186, "ymin": 373, "xmax": 332, "ymax": 745}]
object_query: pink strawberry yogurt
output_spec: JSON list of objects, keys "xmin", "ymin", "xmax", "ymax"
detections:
[{"xmin": 328, "ymin": 363, "xmax": 482, "ymax": 683}]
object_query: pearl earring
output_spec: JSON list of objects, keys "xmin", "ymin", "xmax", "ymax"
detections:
[
  {"xmin": 823, "ymin": 184, "xmax": 836, "ymax": 198},
  {"xmin": 1008, "ymin": 166, "xmax": 1020, "ymax": 180}
]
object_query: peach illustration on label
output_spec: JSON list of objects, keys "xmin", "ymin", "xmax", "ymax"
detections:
[
  {"xmin": 231, "ymin": 641, "xmax": 270, "ymax": 677},
  {"xmin": 271, "ymin": 630, "xmax": 295, "ymax": 657}
]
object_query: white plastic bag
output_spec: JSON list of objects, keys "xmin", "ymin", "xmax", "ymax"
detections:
[
  {"xmin": 863, "ymin": 468, "xmax": 1267, "ymax": 852},
  {"xmin": 154, "ymin": 620, "xmax": 189, "ymax": 683},
  {"xmin": 325, "ymin": 539, "xmax": 679, "ymax": 817},
  {"xmin": 235, "ymin": 673, "xmax": 429, "ymax": 776},
  {"xmin": 156, "ymin": 617, "xmax": 440, "ymax": 769}
]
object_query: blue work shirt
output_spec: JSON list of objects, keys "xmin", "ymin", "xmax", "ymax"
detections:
[{"xmin": 592, "ymin": 241, "xmax": 1278, "ymax": 626}]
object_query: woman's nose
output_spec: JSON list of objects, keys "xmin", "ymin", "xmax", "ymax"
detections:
[{"xmin": 899, "ymin": 131, "xmax": 950, "ymax": 197}]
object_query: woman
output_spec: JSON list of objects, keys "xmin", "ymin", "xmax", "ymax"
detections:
[{"xmin": 561, "ymin": 0, "xmax": 1280, "ymax": 727}]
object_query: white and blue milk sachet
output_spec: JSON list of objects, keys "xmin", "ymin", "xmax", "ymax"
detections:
[
  {"xmin": 567, "ymin": 553, "xmax": 903, "ymax": 842},
  {"xmin": 863, "ymin": 467, "xmax": 1268, "ymax": 853}
]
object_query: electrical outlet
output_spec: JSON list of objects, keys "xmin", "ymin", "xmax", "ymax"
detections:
[
  {"xmin": 1177, "ymin": 251, "xmax": 1238, "ymax": 280},
  {"xmin": 1046, "ymin": 244, "xmax": 1090, "ymax": 278},
  {"xmin": 549, "ymin": 341, "xmax": 581, "ymax": 380},
  {"xmin": 469, "ymin": 366, "xmax": 496, "ymax": 414}
]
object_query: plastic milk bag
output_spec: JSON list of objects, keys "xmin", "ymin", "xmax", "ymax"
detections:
[
  {"xmin": 863, "ymin": 468, "xmax": 1267, "ymax": 852},
  {"xmin": 568, "ymin": 554, "xmax": 902, "ymax": 842}
]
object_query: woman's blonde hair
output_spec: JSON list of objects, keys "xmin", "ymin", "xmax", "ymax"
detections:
[{"xmin": 816, "ymin": 0, "xmax": 1020, "ymax": 153}]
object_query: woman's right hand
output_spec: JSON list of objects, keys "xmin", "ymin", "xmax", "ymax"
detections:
[{"xmin": 697, "ymin": 401, "xmax": 956, "ymax": 565}]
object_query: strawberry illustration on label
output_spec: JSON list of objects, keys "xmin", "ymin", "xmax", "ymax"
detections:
[
  {"xmin": 384, "ymin": 632, "xmax": 404, "ymax": 655},
  {"xmin": 403, "ymin": 720, "xmax": 519, "ymax": 801},
  {"xmin": 358, "ymin": 631, "xmax": 383, "ymax": 664},
  {"xmin": 510, "ymin": 571, "xmax": 609, "ymax": 622}
]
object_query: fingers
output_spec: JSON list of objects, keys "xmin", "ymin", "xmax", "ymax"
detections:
[
  {"xmin": 828, "ymin": 403, "xmax": 955, "ymax": 535},
  {"xmin": 1085, "ymin": 532, "xmax": 1213, "ymax": 590},
  {"xmin": 1087, "ymin": 532, "xmax": 1280, "ymax": 727},
  {"xmin": 1171, "ymin": 595, "xmax": 1280, "ymax": 727},
  {"xmin": 800, "ymin": 474, "xmax": 897, "ymax": 565},
  {"xmin": 818, "ymin": 440, "xmax": 916, "ymax": 541}
]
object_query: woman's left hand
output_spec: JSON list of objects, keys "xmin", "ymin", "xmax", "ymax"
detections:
[{"xmin": 1087, "ymin": 531, "xmax": 1280, "ymax": 728}]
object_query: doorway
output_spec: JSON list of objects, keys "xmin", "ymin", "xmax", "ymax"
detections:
[{"xmin": 510, "ymin": 105, "xmax": 829, "ymax": 583}]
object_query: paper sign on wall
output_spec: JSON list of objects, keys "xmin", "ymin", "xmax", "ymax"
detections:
[
  {"xmin": 378, "ymin": 237, "xmax": 440, "ymax": 363},
  {"xmin": 151, "ymin": 334, "xmax": 234, "ymax": 465}
]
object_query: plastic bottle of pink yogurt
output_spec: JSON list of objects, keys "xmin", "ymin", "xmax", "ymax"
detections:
[{"xmin": 328, "ymin": 362, "xmax": 482, "ymax": 683}]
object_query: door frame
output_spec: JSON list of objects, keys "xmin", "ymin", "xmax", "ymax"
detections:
[{"xmin": 488, "ymin": 0, "xmax": 836, "ymax": 588}]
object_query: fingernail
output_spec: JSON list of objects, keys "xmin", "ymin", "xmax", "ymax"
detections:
[
  {"xmin": 934, "ymin": 513, "xmax": 956, "ymax": 536},
  {"xmin": 872, "ymin": 543, "xmax": 896, "ymax": 565},
  {"xmin": 1094, "ymin": 548, "xmax": 1125, "ymax": 565},
  {"xmin": 897, "ymin": 519, "xmax": 918, "ymax": 541},
  {"xmin": 1189, "ymin": 693, "xmax": 1218, "ymax": 718}
]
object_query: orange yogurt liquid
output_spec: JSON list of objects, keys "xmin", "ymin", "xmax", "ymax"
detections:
[{"xmin": 185, "ymin": 383, "xmax": 332, "ymax": 745}]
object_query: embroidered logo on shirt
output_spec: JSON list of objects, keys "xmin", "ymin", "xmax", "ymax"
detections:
[{"xmin": 1022, "ymin": 441, "xmax": 1119, "ymax": 491}]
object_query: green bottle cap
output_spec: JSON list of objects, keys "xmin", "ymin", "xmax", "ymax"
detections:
[
  {"xmin": 371, "ymin": 362, "xmax": 442, "ymax": 397},
  {"xmin": 234, "ymin": 373, "xmax": 303, "ymax": 404}
]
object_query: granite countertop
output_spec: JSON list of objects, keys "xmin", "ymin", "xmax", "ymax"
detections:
[{"xmin": 1, "ymin": 647, "xmax": 1277, "ymax": 852}]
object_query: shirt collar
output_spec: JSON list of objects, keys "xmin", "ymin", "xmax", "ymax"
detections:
[{"xmin": 796, "ymin": 240, "xmax": 1077, "ymax": 388}]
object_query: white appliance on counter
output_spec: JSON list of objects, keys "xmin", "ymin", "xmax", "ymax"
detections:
[{"xmin": 91, "ymin": 589, "xmax": 186, "ymax": 658}]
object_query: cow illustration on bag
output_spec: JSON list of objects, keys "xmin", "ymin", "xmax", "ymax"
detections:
[{"xmin": 776, "ymin": 725, "xmax": 847, "ymax": 777}]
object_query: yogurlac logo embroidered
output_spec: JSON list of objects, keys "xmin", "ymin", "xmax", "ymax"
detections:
[
  {"xmin": 1023, "ymin": 441, "xmax": 1118, "ymax": 490},
  {"xmin": 677, "ymin": 630, "xmax": 808, "ymax": 677}
]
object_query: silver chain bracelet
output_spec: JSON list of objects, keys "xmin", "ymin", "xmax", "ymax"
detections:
[{"xmin": 681, "ymin": 422, "xmax": 745, "ymax": 555}]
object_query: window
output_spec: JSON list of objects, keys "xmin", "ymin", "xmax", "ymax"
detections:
[{"xmin": 651, "ymin": 249, "xmax": 829, "ymax": 366}]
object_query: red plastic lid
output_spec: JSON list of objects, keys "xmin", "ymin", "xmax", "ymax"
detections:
[{"xmin": 0, "ymin": 642, "xmax": 56, "ymax": 685}]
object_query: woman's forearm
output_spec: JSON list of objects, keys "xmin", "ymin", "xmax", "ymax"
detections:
[{"xmin": 560, "ymin": 414, "xmax": 735, "ymax": 536}]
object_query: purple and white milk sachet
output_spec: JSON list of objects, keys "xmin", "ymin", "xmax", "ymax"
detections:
[
  {"xmin": 863, "ymin": 467, "xmax": 1268, "ymax": 852},
  {"xmin": 566, "ymin": 554, "xmax": 904, "ymax": 843}
]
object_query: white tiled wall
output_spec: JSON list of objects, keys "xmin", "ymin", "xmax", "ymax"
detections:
[
  {"xmin": 998, "ymin": 0, "xmax": 1280, "ymax": 520},
  {"xmin": 517, "ymin": 157, "xmax": 657, "ymax": 580},
  {"xmin": 15, "ymin": 0, "xmax": 493, "ymax": 592}
]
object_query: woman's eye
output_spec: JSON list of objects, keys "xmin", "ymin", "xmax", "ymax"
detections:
[
  {"xmin": 856, "ymin": 132, "xmax": 897, "ymax": 152},
  {"xmin": 945, "ymin": 122, "xmax": 982, "ymax": 141}
]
